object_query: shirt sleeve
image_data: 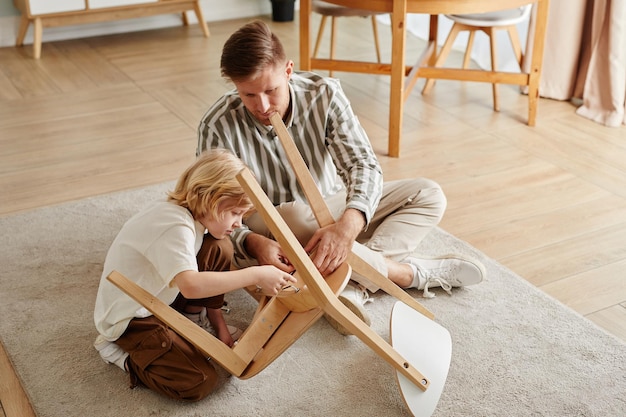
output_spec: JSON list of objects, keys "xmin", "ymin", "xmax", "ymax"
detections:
[
  {"xmin": 324, "ymin": 80, "xmax": 383, "ymax": 225},
  {"xmin": 144, "ymin": 223, "xmax": 199, "ymax": 286}
]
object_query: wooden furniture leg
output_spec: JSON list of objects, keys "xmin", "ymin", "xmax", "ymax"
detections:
[
  {"xmin": 15, "ymin": 15, "xmax": 29, "ymax": 47},
  {"xmin": 33, "ymin": 18, "xmax": 42, "ymax": 60},
  {"xmin": 387, "ymin": 0, "xmax": 408, "ymax": 157},
  {"xmin": 236, "ymin": 168, "xmax": 431, "ymax": 391},
  {"xmin": 269, "ymin": 112, "xmax": 434, "ymax": 320},
  {"xmin": 193, "ymin": 1, "xmax": 210, "ymax": 37}
]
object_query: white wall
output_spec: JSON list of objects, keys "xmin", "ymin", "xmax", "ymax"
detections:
[{"xmin": 0, "ymin": 0, "xmax": 279, "ymax": 48}]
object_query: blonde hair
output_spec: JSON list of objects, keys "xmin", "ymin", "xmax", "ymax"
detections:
[{"xmin": 168, "ymin": 149, "xmax": 252, "ymax": 220}]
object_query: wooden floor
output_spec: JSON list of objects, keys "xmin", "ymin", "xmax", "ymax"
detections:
[{"xmin": 1, "ymin": 14, "xmax": 626, "ymax": 417}]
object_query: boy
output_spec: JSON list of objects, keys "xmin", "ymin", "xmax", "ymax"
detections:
[{"xmin": 93, "ymin": 149, "xmax": 296, "ymax": 401}]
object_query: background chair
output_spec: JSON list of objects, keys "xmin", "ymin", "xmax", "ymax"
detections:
[
  {"xmin": 312, "ymin": 0, "xmax": 385, "ymax": 77},
  {"xmin": 422, "ymin": 5, "xmax": 533, "ymax": 112}
]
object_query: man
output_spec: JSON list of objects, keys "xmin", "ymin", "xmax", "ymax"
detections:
[{"xmin": 197, "ymin": 20, "xmax": 485, "ymax": 334}]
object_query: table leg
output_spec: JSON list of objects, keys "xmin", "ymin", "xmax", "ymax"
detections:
[
  {"xmin": 388, "ymin": 0, "xmax": 408, "ymax": 157},
  {"xmin": 299, "ymin": 0, "xmax": 312, "ymax": 71},
  {"xmin": 526, "ymin": 0, "xmax": 549, "ymax": 127}
]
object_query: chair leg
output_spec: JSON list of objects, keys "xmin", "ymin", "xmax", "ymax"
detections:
[
  {"xmin": 193, "ymin": 1, "xmax": 210, "ymax": 37},
  {"xmin": 462, "ymin": 30, "xmax": 476, "ymax": 69},
  {"xmin": 422, "ymin": 23, "xmax": 463, "ymax": 95},
  {"xmin": 313, "ymin": 15, "xmax": 328, "ymax": 58},
  {"xmin": 487, "ymin": 27, "xmax": 499, "ymax": 112},
  {"xmin": 506, "ymin": 25, "xmax": 524, "ymax": 70},
  {"xmin": 329, "ymin": 16, "xmax": 337, "ymax": 77},
  {"xmin": 32, "ymin": 17, "xmax": 42, "ymax": 59},
  {"xmin": 371, "ymin": 15, "xmax": 381, "ymax": 63},
  {"xmin": 15, "ymin": 15, "xmax": 29, "ymax": 47}
]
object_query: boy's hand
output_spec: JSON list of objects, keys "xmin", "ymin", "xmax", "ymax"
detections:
[
  {"xmin": 245, "ymin": 233, "xmax": 294, "ymax": 273},
  {"xmin": 253, "ymin": 265, "xmax": 297, "ymax": 296}
]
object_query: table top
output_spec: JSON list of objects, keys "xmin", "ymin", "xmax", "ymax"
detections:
[{"xmin": 316, "ymin": 0, "xmax": 540, "ymax": 15}]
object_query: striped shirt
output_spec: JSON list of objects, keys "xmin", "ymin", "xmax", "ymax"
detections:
[{"xmin": 197, "ymin": 71, "xmax": 383, "ymax": 254}]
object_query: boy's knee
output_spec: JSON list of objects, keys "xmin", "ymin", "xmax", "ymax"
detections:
[
  {"xmin": 159, "ymin": 361, "xmax": 220, "ymax": 402},
  {"xmin": 177, "ymin": 370, "xmax": 220, "ymax": 402},
  {"xmin": 197, "ymin": 234, "xmax": 234, "ymax": 272}
]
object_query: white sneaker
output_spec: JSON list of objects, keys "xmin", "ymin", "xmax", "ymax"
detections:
[
  {"xmin": 94, "ymin": 334, "xmax": 128, "ymax": 371},
  {"xmin": 404, "ymin": 255, "xmax": 485, "ymax": 298},
  {"xmin": 183, "ymin": 308, "xmax": 243, "ymax": 341},
  {"xmin": 325, "ymin": 282, "xmax": 372, "ymax": 336}
]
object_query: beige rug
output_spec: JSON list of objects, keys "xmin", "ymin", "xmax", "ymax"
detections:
[{"xmin": 1, "ymin": 183, "xmax": 624, "ymax": 417}]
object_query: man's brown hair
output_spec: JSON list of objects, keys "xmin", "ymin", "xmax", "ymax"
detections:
[{"xmin": 220, "ymin": 20, "xmax": 287, "ymax": 82}]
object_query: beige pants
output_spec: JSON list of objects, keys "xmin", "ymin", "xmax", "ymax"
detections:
[{"xmin": 240, "ymin": 178, "xmax": 446, "ymax": 292}]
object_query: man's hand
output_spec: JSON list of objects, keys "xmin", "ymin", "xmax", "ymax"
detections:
[
  {"xmin": 304, "ymin": 208, "xmax": 365, "ymax": 276},
  {"xmin": 244, "ymin": 232, "xmax": 295, "ymax": 273}
]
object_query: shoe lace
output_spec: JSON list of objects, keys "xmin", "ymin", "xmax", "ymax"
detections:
[
  {"xmin": 356, "ymin": 283, "xmax": 373, "ymax": 304},
  {"xmin": 417, "ymin": 267, "xmax": 454, "ymax": 298}
]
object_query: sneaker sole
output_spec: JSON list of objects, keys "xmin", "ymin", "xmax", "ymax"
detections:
[{"xmin": 324, "ymin": 294, "xmax": 371, "ymax": 336}]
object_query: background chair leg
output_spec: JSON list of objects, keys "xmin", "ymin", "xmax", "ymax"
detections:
[
  {"xmin": 313, "ymin": 15, "xmax": 328, "ymax": 58},
  {"xmin": 422, "ymin": 23, "xmax": 462, "ymax": 95},
  {"xmin": 32, "ymin": 17, "xmax": 42, "ymax": 59},
  {"xmin": 488, "ymin": 27, "xmax": 499, "ymax": 112},
  {"xmin": 193, "ymin": 2, "xmax": 210, "ymax": 37},
  {"xmin": 462, "ymin": 30, "xmax": 476, "ymax": 69},
  {"xmin": 371, "ymin": 15, "xmax": 381, "ymax": 63},
  {"xmin": 329, "ymin": 16, "xmax": 337, "ymax": 77},
  {"xmin": 507, "ymin": 26, "xmax": 524, "ymax": 69},
  {"xmin": 16, "ymin": 15, "xmax": 29, "ymax": 47}
]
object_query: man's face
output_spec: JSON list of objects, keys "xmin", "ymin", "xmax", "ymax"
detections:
[{"xmin": 233, "ymin": 60, "xmax": 294, "ymax": 126}]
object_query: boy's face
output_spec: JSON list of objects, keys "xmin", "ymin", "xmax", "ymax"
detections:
[
  {"xmin": 233, "ymin": 60, "xmax": 294, "ymax": 126},
  {"xmin": 200, "ymin": 202, "xmax": 248, "ymax": 240}
]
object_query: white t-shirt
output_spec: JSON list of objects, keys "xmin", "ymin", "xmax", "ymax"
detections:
[{"xmin": 94, "ymin": 201, "xmax": 205, "ymax": 341}]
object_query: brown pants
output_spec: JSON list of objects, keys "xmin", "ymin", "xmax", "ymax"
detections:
[{"xmin": 115, "ymin": 233, "xmax": 233, "ymax": 401}]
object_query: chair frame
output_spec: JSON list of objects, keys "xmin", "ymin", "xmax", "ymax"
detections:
[{"xmin": 107, "ymin": 113, "xmax": 439, "ymax": 390}]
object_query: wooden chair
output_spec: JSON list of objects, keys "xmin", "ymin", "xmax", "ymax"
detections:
[
  {"xmin": 108, "ymin": 113, "xmax": 453, "ymax": 415},
  {"xmin": 422, "ymin": 5, "xmax": 533, "ymax": 112},
  {"xmin": 106, "ymin": 169, "xmax": 441, "ymax": 381},
  {"xmin": 312, "ymin": 0, "xmax": 384, "ymax": 77}
]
